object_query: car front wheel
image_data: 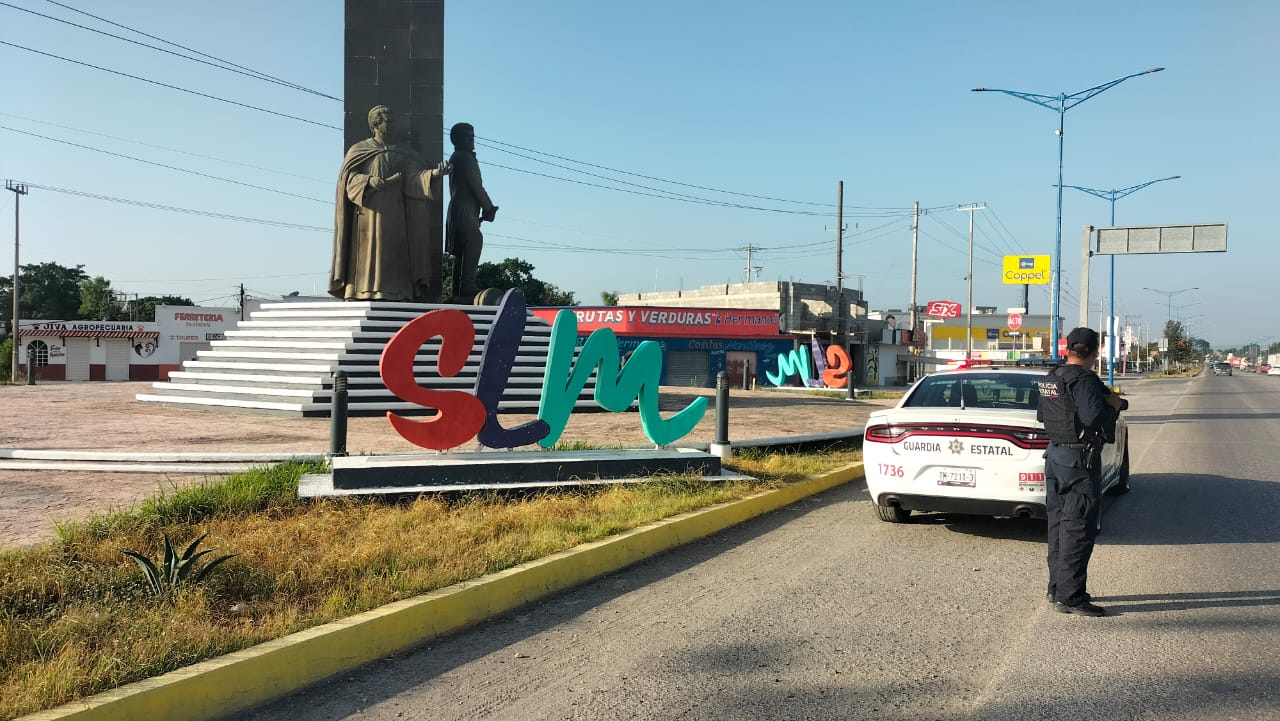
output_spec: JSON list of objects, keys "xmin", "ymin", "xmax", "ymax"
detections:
[
  {"xmin": 1109, "ymin": 441, "xmax": 1131, "ymax": 496},
  {"xmin": 874, "ymin": 503, "xmax": 911, "ymax": 523}
]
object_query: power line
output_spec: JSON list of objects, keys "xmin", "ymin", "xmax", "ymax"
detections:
[
  {"xmin": 0, "ymin": 40, "xmax": 340, "ymax": 130},
  {"xmin": 16, "ymin": 181, "xmax": 330, "ymax": 231},
  {"xmin": 472, "ymin": 135, "xmax": 840, "ymax": 208},
  {"xmin": 1, "ymin": 126, "xmax": 329, "ymax": 205},
  {"xmin": 0, "ymin": 1, "xmax": 341, "ymax": 101},
  {"xmin": 40, "ymin": 0, "xmax": 338, "ymax": 100},
  {"xmin": 0, "ymin": 112, "xmax": 330, "ymax": 185},
  {"xmin": 484, "ymin": 160, "xmax": 840, "ymax": 217}
]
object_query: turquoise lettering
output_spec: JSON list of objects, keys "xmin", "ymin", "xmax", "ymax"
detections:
[
  {"xmin": 538, "ymin": 310, "xmax": 708, "ymax": 447},
  {"xmin": 767, "ymin": 349, "xmax": 812, "ymax": 386}
]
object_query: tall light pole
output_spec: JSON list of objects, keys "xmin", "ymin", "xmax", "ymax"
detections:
[
  {"xmin": 5, "ymin": 180, "xmax": 26, "ymax": 382},
  {"xmin": 972, "ymin": 67, "xmax": 1165, "ymax": 357},
  {"xmin": 1144, "ymin": 287, "xmax": 1197, "ymax": 368},
  {"xmin": 1061, "ymin": 175, "xmax": 1180, "ymax": 385},
  {"xmin": 957, "ymin": 203, "xmax": 986, "ymax": 364}
]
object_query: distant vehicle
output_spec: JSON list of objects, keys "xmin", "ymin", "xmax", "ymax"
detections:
[
  {"xmin": 863, "ymin": 367, "xmax": 1129, "ymax": 523},
  {"xmin": 1269, "ymin": 366, "xmax": 1280, "ymax": 376},
  {"xmin": 1213, "ymin": 362, "xmax": 1233, "ymax": 376},
  {"xmin": 1260, "ymin": 365, "xmax": 1272, "ymax": 374}
]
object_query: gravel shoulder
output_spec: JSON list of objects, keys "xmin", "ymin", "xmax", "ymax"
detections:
[{"xmin": 0, "ymin": 382, "xmax": 893, "ymax": 548}]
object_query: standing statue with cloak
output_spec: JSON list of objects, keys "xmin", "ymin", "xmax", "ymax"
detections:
[{"xmin": 330, "ymin": 105, "xmax": 448, "ymax": 302}]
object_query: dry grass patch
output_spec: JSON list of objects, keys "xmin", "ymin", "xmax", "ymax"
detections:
[{"xmin": 0, "ymin": 449, "xmax": 861, "ymax": 719}]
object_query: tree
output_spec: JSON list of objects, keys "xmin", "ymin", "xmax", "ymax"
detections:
[
  {"xmin": 0, "ymin": 262, "xmax": 88, "ymax": 329},
  {"xmin": 79, "ymin": 276, "xmax": 126, "ymax": 320},
  {"xmin": 474, "ymin": 257, "xmax": 577, "ymax": 307},
  {"xmin": 130, "ymin": 295, "xmax": 195, "ymax": 322},
  {"xmin": 600, "ymin": 290, "xmax": 619, "ymax": 306}
]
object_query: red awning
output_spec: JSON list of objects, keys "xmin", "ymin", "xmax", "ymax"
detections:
[{"xmin": 23, "ymin": 329, "xmax": 159, "ymax": 339}]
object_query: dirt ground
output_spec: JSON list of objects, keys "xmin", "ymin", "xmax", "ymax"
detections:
[{"xmin": 0, "ymin": 382, "xmax": 894, "ymax": 549}]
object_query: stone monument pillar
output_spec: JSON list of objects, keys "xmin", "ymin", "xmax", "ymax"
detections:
[{"xmin": 344, "ymin": 0, "xmax": 444, "ymax": 301}]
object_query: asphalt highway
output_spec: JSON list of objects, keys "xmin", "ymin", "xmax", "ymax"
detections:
[{"xmin": 238, "ymin": 372, "xmax": 1280, "ymax": 721}]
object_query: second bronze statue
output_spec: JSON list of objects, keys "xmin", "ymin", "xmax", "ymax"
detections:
[{"xmin": 446, "ymin": 122, "xmax": 498, "ymax": 303}]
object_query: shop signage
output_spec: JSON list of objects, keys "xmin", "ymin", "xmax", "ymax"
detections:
[
  {"xmin": 381, "ymin": 291, "xmax": 707, "ymax": 451},
  {"xmin": 529, "ymin": 307, "xmax": 779, "ymax": 338},
  {"xmin": 27, "ymin": 321, "xmax": 148, "ymax": 333},
  {"xmin": 1002, "ymin": 255, "xmax": 1050, "ymax": 284},
  {"xmin": 926, "ymin": 301, "xmax": 962, "ymax": 319}
]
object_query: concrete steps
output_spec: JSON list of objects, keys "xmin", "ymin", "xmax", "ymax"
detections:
[{"xmin": 138, "ymin": 301, "xmax": 594, "ymax": 417}]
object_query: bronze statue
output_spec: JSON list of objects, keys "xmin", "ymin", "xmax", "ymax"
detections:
[
  {"xmin": 446, "ymin": 122, "xmax": 497, "ymax": 301},
  {"xmin": 330, "ymin": 106, "xmax": 447, "ymax": 302}
]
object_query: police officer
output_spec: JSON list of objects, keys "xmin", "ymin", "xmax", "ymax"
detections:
[{"xmin": 1035, "ymin": 327, "xmax": 1126, "ymax": 617}]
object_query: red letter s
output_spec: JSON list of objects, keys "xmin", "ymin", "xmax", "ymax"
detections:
[{"xmin": 379, "ymin": 309, "xmax": 485, "ymax": 450}]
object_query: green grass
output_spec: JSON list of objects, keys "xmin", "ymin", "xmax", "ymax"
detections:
[{"xmin": 0, "ymin": 449, "xmax": 860, "ymax": 720}]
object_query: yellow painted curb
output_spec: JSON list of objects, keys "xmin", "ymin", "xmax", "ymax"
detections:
[{"xmin": 19, "ymin": 463, "xmax": 864, "ymax": 721}]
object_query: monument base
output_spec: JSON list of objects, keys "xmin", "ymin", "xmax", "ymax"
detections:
[{"xmin": 299, "ymin": 448, "xmax": 743, "ymax": 497}]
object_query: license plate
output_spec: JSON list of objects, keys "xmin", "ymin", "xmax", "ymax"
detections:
[{"xmin": 938, "ymin": 468, "xmax": 977, "ymax": 487}]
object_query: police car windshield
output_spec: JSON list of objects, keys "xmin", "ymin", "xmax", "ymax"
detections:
[{"xmin": 904, "ymin": 372, "xmax": 1045, "ymax": 410}]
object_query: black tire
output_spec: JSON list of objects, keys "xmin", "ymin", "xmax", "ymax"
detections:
[
  {"xmin": 1109, "ymin": 442, "xmax": 1131, "ymax": 496},
  {"xmin": 875, "ymin": 503, "xmax": 911, "ymax": 523}
]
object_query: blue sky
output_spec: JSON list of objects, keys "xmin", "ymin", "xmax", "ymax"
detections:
[{"xmin": 0, "ymin": 0, "xmax": 1274, "ymax": 348}]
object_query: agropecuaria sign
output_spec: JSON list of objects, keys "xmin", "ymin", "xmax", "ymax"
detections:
[{"xmin": 380, "ymin": 290, "xmax": 708, "ymax": 451}]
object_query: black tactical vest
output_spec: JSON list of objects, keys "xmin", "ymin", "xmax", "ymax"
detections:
[{"xmin": 1035, "ymin": 364, "xmax": 1092, "ymax": 444}]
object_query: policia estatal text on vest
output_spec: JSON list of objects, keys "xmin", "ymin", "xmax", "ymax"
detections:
[{"xmin": 1035, "ymin": 327, "xmax": 1127, "ymax": 617}]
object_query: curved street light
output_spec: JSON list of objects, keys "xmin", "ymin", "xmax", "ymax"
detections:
[
  {"xmin": 1061, "ymin": 175, "xmax": 1181, "ymax": 384},
  {"xmin": 973, "ymin": 67, "xmax": 1165, "ymax": 356}
]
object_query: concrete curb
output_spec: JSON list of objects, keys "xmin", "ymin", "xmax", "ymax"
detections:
[{"xmin": 18, "ymin": 463, "xmax": 865, "ymax": 721}]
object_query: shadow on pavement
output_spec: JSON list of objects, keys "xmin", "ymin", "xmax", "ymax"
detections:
[
  {"xmin": 1092, "ymin": 589, "xmax": 1280, "ymax": 615},
  {"xmin": 1103, "ymin": 474, "xmax": 1280, "ymax": 545}
]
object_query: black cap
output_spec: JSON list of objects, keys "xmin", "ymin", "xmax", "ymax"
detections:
[{"xmin": 1066, "ymin": 327, "xmax": 1100, "ymax": 355}]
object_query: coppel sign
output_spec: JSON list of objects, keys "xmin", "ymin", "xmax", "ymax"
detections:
[
  {"xmin": 1002, "ymin": 255, "xmax": 1050, "ymax": 284},
  {"xmin": 379, "ymin": 290, "xmax": 707, "ymax": 451}
]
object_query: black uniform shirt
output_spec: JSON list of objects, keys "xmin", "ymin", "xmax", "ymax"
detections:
[{"xmin": 1067, "ymin": 365, "xmax": 1112, "ymax": 435}]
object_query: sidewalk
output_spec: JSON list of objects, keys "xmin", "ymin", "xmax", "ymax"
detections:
[{"xmin": 0, "ymin": 382, "xmax": 891, "ymax": 547}]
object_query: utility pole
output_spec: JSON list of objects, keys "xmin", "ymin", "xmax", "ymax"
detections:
[
  {"xmin": 835, "ymin": 180, "xmax": 844, "ymax": 339},
  {"xmin": 738, "ymin": 244, "xmax": 761, "ymax": 284},
  {"xmin": 238, "ymin": 283, "xmax": 246, "ymax": 321},
  {"xmin": 957, "ymin": 203, "xmax": 986, "ymax": 364},
  {"xmin": 6, "ymin": 181, "xmax": 27, "ymax": 382}
]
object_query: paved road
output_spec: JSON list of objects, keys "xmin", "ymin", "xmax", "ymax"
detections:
[{"xmin": 238, "ymin": 373, "xmax": 1280, "ymax": 721}]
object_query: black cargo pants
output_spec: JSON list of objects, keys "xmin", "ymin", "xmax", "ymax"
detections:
[{"xmin": 1044, "ymin": 443, "xmax": 1102, "ymax": 606}]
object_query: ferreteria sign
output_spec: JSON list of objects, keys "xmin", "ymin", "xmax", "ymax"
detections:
[{"xmin": 381, "ymin": 290, "xmax": 708, "ymax": 451}]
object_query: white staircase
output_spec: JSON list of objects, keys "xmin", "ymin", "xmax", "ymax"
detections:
[{"xmin": 137, "ymin": 301, "xmax": 594, "ymax": 417}]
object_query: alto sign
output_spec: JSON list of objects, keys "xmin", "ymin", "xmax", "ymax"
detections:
[
  {"xmin": 1007, "ymin": 313, "xmax": 1023, "ymax": 330},
  {"xmin": 925, "ymin": 300, "xmax": 962, "ymax": 319},
  {"xmin": 1002, "ymin": 255, "xmax": 1050, "ymax": 284}
]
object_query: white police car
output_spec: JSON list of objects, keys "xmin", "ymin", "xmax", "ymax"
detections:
[{"xmin": 863, "ymin": 367, "xmax": 1129, "ymax": 523}]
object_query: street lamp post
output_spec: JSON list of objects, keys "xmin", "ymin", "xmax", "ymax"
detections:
[
  {"xmin": 972, "ymin": 67, "xmax": 1165, "ymax": 358},
  {"xmin": 957, "ymin": 203, "xmax": 986, "ymax": 364},
  {"xmin": 1145, "ymin": 286, "xmax": 1197, "ymax": 368},
  {"xmin": 1061, "ymin": 175, "xmax": 1181, "ymax": 385}
]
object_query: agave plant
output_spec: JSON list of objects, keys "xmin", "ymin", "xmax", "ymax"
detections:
[{"xmin": 122, "ymin": 532, "xmax": 237, "ymax": 596}]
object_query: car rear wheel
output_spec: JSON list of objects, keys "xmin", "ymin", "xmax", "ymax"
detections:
[
  {"xmin": 1109, "ymin": 441, "xmax": 1131, "ymax": 496},
  {"xmin": 874, "ymin": 503, "xmax": 911, "ymax": 523}
]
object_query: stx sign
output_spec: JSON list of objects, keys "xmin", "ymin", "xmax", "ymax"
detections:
[
  {"xmin": 926, "ymin": 300, "xmax": 962, "ymax": 319},
  {"xmin": 380, "ymin": 290, "xmax": 707, "ymax": 451}
]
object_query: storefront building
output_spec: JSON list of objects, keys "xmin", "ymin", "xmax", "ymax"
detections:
[
  {"xmin": 529, "ymin": 306, "xmax": 796, "ymax": 389},
  {"xmin": 16, "ymin": 306, "xmax": 239, "ymax": 382}
]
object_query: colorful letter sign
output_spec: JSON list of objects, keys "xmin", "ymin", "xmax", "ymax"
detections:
[
  {"xmin": 767, "ymin": 348, "xmax": 812, "ymax": 386},
  {"xmin": 1002, "ymin": 255, "xmax": 1050, "ymax": 284},
  {"xmin": 378, "ymin": 290, "xmax": 706, "ymax": 451}
]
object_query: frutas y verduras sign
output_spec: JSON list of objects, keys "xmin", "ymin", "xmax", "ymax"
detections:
[{"xmin": 380, "ymin": 290, "xmax": 708, "ymax": 451}]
